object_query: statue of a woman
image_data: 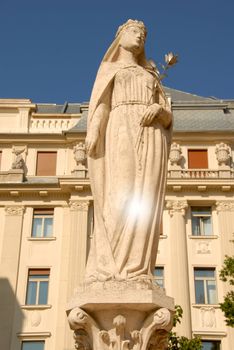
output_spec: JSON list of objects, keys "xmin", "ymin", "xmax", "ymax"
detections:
[{"xmin": 85, "ymin": 19, "xmax": 172, "ymax": 282}]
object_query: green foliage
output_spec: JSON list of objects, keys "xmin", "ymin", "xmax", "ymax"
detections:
[
  {"xmin": 167, "ymin": 305, "xmax": 202, "ymax": 350},
  {"xmin": 219, "ymin": 255, "xmax": 234, "ymax": 285},
  {"xmin": 220, "ymin": 291, "xmax": 234, "ymax": 327},
  {"xmin": 219, "ymin": 253, "xmax": 234, "ymax": 327}
]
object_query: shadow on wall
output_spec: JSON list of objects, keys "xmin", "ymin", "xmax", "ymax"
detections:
[{"xmin": 0, "ymin": 278, "xmax": 24, "ymax": 350}]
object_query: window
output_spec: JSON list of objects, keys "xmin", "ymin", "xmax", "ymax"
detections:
[
  {"xmin": 21, "ymin": 341, "xmax": 45, "ymax": 350},
  {"xmin": 202, "ymin": 340, "xmax": 221, "ymax": 350},
  {"xmin": 26, "ymin": 269, "xmax": 50, "ymax": 305},
  {"xmin": 188, "ymin": 149, "xmax": 208, "ymax": 169},
  {"xmin": 154, "ymin": 267, "xmax": 164, "ymax": 288},
  {"xmin": 194, "ymin": 268, "xmax": 217, "ymax": 304},
  {"xmin": 32, "ymin": 209, "xmax": 54, "ymax": 238},
  {"xmin": 191, "ymin": 207, "xmax": 212, "ymax": 236},
  {"xmin": 36, "ymin": 151, "xmax": 57, "ymax": 176}
]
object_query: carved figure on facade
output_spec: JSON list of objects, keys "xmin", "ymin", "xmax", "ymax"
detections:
[
  {"xmin": 215, "ymin": 143, "xmax": 231, "ymax": 167},
  {"xmin": 85, "ymin": 19, "xmax": 173, "ymax": 283},
  {"xmin": 72, "ymin": 142, "xmax": 87, "ymax": 178},
  {"xmin": 169, "ymin": 143, "xmax": 182, "ymax": 167}
]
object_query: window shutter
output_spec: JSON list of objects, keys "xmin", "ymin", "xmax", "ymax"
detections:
[
  {"xmin": 29, "ymin": 269, "xmax": 50, "ymax": 276},
  {"xmin": 36, "ymin": 152, "xmax": 57, "ymax": 176},
  {"xmin": 188, "ymin": 150, "xmax": 208, "ymax": 169}
]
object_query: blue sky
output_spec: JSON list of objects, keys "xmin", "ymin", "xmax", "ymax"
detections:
[{"xmin": 0, "ymin": 0, "xmax": 233, "ymax": 103}]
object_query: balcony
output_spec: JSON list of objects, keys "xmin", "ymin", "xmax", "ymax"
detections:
[{"xmin": 167, "ymin": 169, "xmax": 234, "ymax": 179}]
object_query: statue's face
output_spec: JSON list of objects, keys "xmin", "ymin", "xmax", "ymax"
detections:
[{"xmin": 119, "ymin": 26, "xmax": 145, "ymax": 55}]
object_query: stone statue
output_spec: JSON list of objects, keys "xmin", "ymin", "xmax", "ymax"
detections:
[
  {"xmin": 85, "ymin": 19, "xmax": 172, "ymax": 283},
  {"xmin": 67, "ymin": 20, "xmax": 174, "ymax": 350},
  {"xmin": 11, "ymin": 147, "xmax": 25, "ymax": 170}
]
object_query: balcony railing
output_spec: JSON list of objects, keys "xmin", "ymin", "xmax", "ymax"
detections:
[{"xmin": 167, "ymin": 169, "xmax": 234, "ymax": 179}]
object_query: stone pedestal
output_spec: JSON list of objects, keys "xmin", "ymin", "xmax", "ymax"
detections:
[
  {"xmin": 0, "ymin": 169, "xmax": 24, "ymax": 182},
  {"xmin": 67, "ymin": 281, "xmax": 174, "ymax": 350}
]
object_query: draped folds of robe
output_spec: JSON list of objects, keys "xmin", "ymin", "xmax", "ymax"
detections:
[{"xmin": 86, "ymin": 59, "xmax": 172, "ymax": 282}]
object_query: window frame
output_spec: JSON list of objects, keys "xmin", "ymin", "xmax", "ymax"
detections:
[
  {"xmin": 25, "ymin": 269, "xmax": 50, "ymax": 306},
  {"xmin": 21, "ymin": 340, "xmax": 45, "ymax": 350},
  {"xmin": 35, "ymin": 151, "xmax": 57, "ymax": 176},
  {"xmin": 194, "ymin": 267, "xmax": 218, "ymax": 305},
  {"xmin": 31, "ymin": 208, "xmax": 54, "ymax": 238},
  {"xmin": 201, "ymin": 339, "xmax": 221, "ymax": 350},
  {"xmin": 191, "ymin": 206, "xmax": 213, "ymax": 236},
  {"xmin": 153, "ymin": 266, "xmax": 164, "ymax": 288},
  {"xmin": 187, "ymin": 149, "xmax": 208, "ymax": 169}
]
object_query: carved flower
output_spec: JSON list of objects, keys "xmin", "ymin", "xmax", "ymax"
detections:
[{"xmin": 165, "ymin": 52, "xmax": 178, "ymax": 66}]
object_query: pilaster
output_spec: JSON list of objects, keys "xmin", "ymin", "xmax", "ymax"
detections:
[
  {"xmin": 0, "ymin": 205, "xmax": 25, "ymax": 350},
  {"xmin": 67, "ymin": 199, "xmax": 90, "ymax": 297},
  {"xmin": 166, "ymin": 200, "xmax": 192, "ymax": 337}
]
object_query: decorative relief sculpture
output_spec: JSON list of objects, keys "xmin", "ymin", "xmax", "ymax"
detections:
[
  {"xmin": 72, "ymin": 142, "xmax": 87, "ymax": 178},
  {"xmin": 200, "ymin": 307, "xmax": 216, "ymax": 328},
  {"xmin": 196, "ymin": 241, "xmax": 211, "ymax": 254},
  {"xmin": 85, "ymin": 19, "xmax": 172, "ymax": 283},
  {"xmin": 169, "ymin": 142, "xmax": 182, "ymax": 167},
  {"xmin": 11, "ymin": 146, "xmax": 27, "ymax": 171},
  {"xmin": 69, "ymin": 200, "xmax": 90, "ymax": 212},
  {"xmin": 215, "ymin": 142, "xmax": 231, "ymax": 167},
  {"xmin": 5, "ymin": 205, "xmax": 25, "ymax": 216},
  {"xmin": 68, "ymin": 307, "xmax": 172, "ymax": 350},
  {"xmin": 216, "ymin": 201, "xmax": 234, "ymax": 212},
  {"xmin": 166, "ymin": 200, "xmax": 188, "ymax": 216}
]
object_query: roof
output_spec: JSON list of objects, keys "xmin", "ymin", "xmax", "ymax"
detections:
[
  {"xmin": 34, "ymin": 87, "xmax": 234, "ymax": 133},
  {"xmin": 36, "ymin": 103, "xmax": 81, "ymax": 114},
  {"xmin": 164, "ymin": 87, "xmax": 215, "ymax": 103},
  {"xmin": 174, "ymin": 109, "xmax": 234, "ymax": 132}
]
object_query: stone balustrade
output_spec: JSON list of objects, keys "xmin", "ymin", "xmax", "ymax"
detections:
[
  {"xmin": 168, "ymin": 169, "xmax": 234, "ymax": 179},
  {"xmin": 29, "ymin": 117, "xmax": 76, "ymax": 132}
]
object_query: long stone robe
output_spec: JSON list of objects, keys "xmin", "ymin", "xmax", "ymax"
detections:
[{"xmin": 86, "ymin": 62, "xmax": 172, "ymax": 281}]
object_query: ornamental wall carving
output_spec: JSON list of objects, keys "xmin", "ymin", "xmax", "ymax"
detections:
[
  {"xmin": 166, "ymin": 200, "xmax": 188, "ymax": 216},
  {"xmin": 196, "ymin": 241, "xmax": 211, "ymax": 254},
  {"xmin": 69, "ymin": 200, "xmax": 89, "ymax": 211},
  {"xmin": 5, "ymin": 205, "xmax": 25, "ymax": 216},
  {"xmin": 200, "ymin": 307, "xmax": 216, "ymax": 328},
  {"xmin": 216, "ymin": 201, "xmax": 234, "ymax": 212}
]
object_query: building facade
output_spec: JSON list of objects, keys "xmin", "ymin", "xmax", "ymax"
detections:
[{"xmin": 0, "ymin": 89, "xmax": 233, "ymax": 350}]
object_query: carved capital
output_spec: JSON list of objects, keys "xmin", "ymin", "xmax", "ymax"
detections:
[
  {"xmin": 166, "ymin": 200, "xmax": 188, "ymax": 216},
  {"xmin": 5, "ymin": 205, "xmax": 25, "ymax": 216},
  {"xmin": 216, "ymin": 201, "xmax": 234, "ymax": 212},
  {"xmin": 69, "ymin": 200, "xmax": 90, "ymax": 212},
  {"xmin": 67, "ymin": 306, "xmax": 173, "ymax": 350}
]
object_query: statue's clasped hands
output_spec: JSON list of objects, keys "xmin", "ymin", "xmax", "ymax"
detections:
[{"xmin": 140, "ymin": 103, "xmax": 162, "ymax": 127}]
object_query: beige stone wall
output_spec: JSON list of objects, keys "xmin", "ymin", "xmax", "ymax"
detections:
[{"xmin": 0, "ymin": 99, "xmax": 233, "ymax": 349}]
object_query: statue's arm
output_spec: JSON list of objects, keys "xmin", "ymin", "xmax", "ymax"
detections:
[
  {"xmin": 140, "ymin": 84, "xmax": 172, "ymax": 129},
  {"xmin": 86, "ymin": 89, "xmax": 112, "ymax": 156},
  {"xmin": 156, "ymin": 86, "xmax": 172, "ymax": 129}
]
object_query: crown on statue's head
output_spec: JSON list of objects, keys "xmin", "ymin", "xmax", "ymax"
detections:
[{"xmin": 116, "ymin": 19, "xmax": 147, "ymax": 38}]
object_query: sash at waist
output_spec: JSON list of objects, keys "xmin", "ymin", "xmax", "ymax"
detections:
[{"xmin": 111, "ymin": 101, "xmax": 151, "ymax": 111}]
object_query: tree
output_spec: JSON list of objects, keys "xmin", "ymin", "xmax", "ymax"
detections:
[
  {"xmin": 219, "ymin": 254, "xmax": 234, "ymax": 327},
  {"xmin": 168, "ymin": 305, "xmax": 202, "ymax": 350}
]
